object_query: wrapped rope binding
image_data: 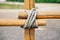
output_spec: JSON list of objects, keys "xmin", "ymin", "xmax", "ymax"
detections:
[{"xmin": 21, "ymin": 8, "xmax": 38, "ymax": 29}]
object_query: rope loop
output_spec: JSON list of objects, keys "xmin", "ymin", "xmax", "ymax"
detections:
[{"xmin": 21, "ymin": 8, "xmax": 38, "ymax": 29}]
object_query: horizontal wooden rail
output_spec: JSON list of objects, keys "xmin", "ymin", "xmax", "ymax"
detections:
[
  {"xmin": 18, "ymin": 12, "xmax": 60, "ymax": 19},
  {"xmin": 0, "ymin": 19, "xmax": 46, "ymax": 26}
]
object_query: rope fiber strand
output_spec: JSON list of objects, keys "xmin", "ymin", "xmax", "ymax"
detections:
[{"xmin": 21, "ymin": 8, "xmax": 38, "ymax": 29}]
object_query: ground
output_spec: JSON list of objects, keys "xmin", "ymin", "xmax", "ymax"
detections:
[{"xmin": 0, "ymin": 3, "xmax": 60, "ymax": 40}]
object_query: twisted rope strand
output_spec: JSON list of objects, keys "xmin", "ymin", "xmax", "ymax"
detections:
[{"xmin": 21, "ymin": 8, "xmax": 38, "ymax": 29}]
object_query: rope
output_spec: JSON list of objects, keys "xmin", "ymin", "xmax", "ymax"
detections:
[{"xmin": 21, "ymin": 8, "xmax": 38, "ymax": 29}]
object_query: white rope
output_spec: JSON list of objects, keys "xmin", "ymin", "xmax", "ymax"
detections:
[{"xmin": 21, "ymin": 8, "xmax": 38, "ymax": 29}]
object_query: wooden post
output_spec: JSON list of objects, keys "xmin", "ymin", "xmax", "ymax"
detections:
[{"xmin": 24, "ymin": 0, "xmax": 35, "ymax": 40}]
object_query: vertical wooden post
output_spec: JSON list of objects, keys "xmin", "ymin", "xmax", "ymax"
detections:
[{"xmin": 24, "ymin": 0, "xmax": 35, "ymax": 40}]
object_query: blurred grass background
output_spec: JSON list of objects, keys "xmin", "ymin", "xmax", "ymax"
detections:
[
  {"xmin": 35, "ymin": 0, "xmax": 60, "ymax": 3},
  {"xmin": 6, "ymin": 0, "xmax": 60, "ymax": 3},
  {"xmin": 0, "ymin": 4, "xmax": 23, "ymax": 9},
  {"xmin": 0, "ymin": 0, "xmax": 60, "ymax": 9}
]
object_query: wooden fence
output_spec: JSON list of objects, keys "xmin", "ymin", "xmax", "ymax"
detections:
[{"xmin": 0, "ymin": 0, "xmax": 60, "ymax": 40}]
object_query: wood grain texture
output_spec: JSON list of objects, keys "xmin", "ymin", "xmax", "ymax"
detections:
[{"xmin": 18, "ymin": 12, "xmax": 60, "ymax": 19}]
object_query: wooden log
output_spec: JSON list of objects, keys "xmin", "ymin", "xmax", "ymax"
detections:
[
  {"xmin": 18, "ymin": 12, "xmax": 60, "ymax": 19},
  {"xmin": 0, "ymin": 19, "xmax": 46, "ymax": 26},
  {"xmin": 24, "ymin": 0, "xmax": 37, "ymax": 40}
]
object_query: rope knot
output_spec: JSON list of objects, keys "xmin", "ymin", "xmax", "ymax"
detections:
[{"xmin": 22, "ymin": 8, "xmax": 38, "ymax": 29}]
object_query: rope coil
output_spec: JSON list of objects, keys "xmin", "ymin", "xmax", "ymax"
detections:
[{"xmin": 21, "ymin": 8, "xmax": 38, "ymax": 29}]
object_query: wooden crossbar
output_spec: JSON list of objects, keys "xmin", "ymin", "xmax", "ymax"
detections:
[
  {"xmin": 18, "ymin": 12, "xmax": 60, "ymax": 19},
  {"xmin": 0, "ymin": 19, "xmax": 46, "ymax": 26}
]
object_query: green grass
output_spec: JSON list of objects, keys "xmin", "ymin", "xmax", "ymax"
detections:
[
  {"xmin": 0, "ymin": 4, "xmax": 24, "ymax": 9},
  {"xmin": 6, "ymin": 0, "xmax": 60, "ymax": 3}
]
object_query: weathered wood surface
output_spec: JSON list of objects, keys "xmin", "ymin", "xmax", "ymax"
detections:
[{"xmin": 18, "ymin": 12, "xmax": 60, "ymax": 19}]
